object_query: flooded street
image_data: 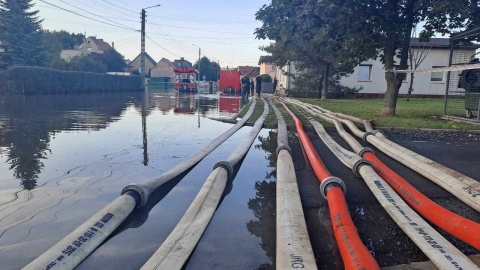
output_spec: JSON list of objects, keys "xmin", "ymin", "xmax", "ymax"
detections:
[
  {"xmin": 0, "ymin": 90, "xmax": 276, "ymax": 269},
  {"xmin": 1, "ymin": 90, "xmax": 480, "ymax": 269}
]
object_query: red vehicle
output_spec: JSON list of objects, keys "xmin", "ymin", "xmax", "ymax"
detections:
[
  {"xmin": 174, "ymin": 67, "xmax": 198, "ymax": 92},
  {"xmin": 219, "ymin": 69, "xmax": 241, "ymax": 93}
]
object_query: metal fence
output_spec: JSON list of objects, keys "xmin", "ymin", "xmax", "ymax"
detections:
[{"xmin": 444, "ymin": 28, "xmax": 480, "ymax": 120}]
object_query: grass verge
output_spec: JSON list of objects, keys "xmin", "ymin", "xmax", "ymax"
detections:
[{"xmin": 298, "ymin": 97, "xmax": 480, "ymax": 131}]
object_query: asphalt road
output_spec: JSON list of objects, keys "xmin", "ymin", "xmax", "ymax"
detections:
[{"xmin": 294, "ymin": 128, "xmax": 480, "ymax": 269}]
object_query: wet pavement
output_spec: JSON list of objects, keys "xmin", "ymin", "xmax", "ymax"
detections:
[{"xmin": 0, "ymin": 90, "xmax": 479, "ymax": 269}]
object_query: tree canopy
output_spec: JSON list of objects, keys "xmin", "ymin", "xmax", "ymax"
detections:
[
  {"xmin": 0, "ymin": 0, "xmax": 48, "ymax": 69},
  {"xmin": 255, "ymin": 0, "xmax": 480, "ymax": 115},
  {"xmin": 194, "ymin": 56, "xmax": 220, "ymax": 81}
]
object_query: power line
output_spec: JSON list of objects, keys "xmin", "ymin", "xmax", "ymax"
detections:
[
  {"xmin": 99, "ymin": 0, "xmax": 137, "ymax": 14},
  {"xmin": 146, "ymin": 34, "xmax": 182, "ymax": 58},
  {"xmin": 147, "ymin": 13, "xmax": 256, "ymax": 24},
  {"xmin": 57, "ymin": 0, "xmax": 137, "ymax": 31},
  {"xmin": 38, "ymin": 0, "xmax": 138, "ymax": 32},
  {"xmin": 83, "ymin": 0, "xmax": 135, "ymax": 18},
  {"xmin": 148, "ymin": 22, "xmax": 254, "ymax": 36}
]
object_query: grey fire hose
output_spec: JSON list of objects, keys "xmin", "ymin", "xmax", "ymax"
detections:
[
  {"xmin": 287, "ymin": 98, "xmax": 480, "ymax": 212},
  {"xmin": 291, "ymin": 103, "xmax": 479, "ymax": 269},
  {"xmin": 270, "ymin": 99, "xmax": 317, "ymax": 270},
  {"xmin": 23, "ymin": 99, "xmax": 257, "ymax": 270},
  {"xmin": 141, "ymin": 98, "xmax": 269, "ymax": 270}
]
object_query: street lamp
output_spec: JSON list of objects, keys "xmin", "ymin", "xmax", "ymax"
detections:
[
  {"xmin": 192, "ymin": 44, "xmax": 201, "ymax": 82},
  {"xmin": 140, "ymin": 4, "xmax": 161, "ymax": 89}
]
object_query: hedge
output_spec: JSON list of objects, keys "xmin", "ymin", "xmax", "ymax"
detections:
[{"xmin": 0, "ymin": 66, "xmax": 142, "ymax": 94}]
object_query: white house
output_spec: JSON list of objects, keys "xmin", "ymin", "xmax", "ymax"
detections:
[
  {"xmin": 340, "ymin": 38, "xmax": 479, "ymax": 96},
  {"xmin": 60, "ymin": 36, "xmax": 115, "ymax": 61},
  {"xmin": 274, "ymin": 62, "xmax": 297, "ymax": 93}
]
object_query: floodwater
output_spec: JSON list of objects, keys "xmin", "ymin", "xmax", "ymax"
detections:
[
  {"xmin": 2, "ymin": 89, "xmax": 480, "ymax": 269},
  {"xmin": 0, "ymin": 90, "xmax": 276, "ymax": 269}
]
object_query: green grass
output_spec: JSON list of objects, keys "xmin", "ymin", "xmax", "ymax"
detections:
[
  {"xmin": 235, "ymin": 97, "xmax": 480, "ymax": 130},
  {"xmin": 298, "ymin": 97, "xmax": 480, "ymax": 130}
]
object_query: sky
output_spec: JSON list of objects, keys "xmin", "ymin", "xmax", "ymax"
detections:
[{"xmin": 32, "ymin": 0, "xmax": 272, "ymax": 68}]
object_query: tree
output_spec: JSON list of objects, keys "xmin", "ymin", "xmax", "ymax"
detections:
[
  {"xmin": 91, "ymin": 50, "xmax": 126, "ymax": 72},
  {"xmin": 256, "ymin": 0, "xmax": 480, "ymax": 115},
  {"xmin": 407, "ymin": 32, "xmax": 431, "ymax": 101},
  {"xmin": 0, "ymin": 0, "xmax": 47, "ymax": 69},
  {"xmin": 193, "ymin": 56, "xmax": 220, "ymax": 81},
  {"xmin": 255, "ymin": 0, "xmax": 377, "ymax": 100},
  {"xmin": 330, "ymin": 0, "xmax": 479, "ymax": 115},
  {"xmin": 69, "ymin": 55, "xmax": 107, "ymax": 73}
]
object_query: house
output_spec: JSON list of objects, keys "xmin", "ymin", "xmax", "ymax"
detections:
[
  {"xmin": 151, "ymin": 57, "xmax": 198, "ymax": 81},
  {"xmin": 151, "ymin": 58, "xmax": 177, "ymax": 83},
  {"xmin": 258, "ymin": 56, "xmax": 277, "ymax": 79},
  {"xmin": 60, "ymin": 36, "xmax": 115, "ymax": 61},
  {"xmin": 340, "ymin": 38, "xmax": 480, "ymax": 96},
  {"xmin": 237, "ymin": 66, "xmax": 260, "ymax": 78},
  {"xmin": 274, "ymin": 62, "xmax": 298, "ymax": 93},
  {"xmin": 125, "ymin": 52, "xmax": 157, "ymax": 75}
]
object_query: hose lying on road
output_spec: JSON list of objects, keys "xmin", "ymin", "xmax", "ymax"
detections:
[
  {"xmin": 141, "ymin": 98, "xmax": 269, "ymax": 270},
  {"xmin": 22, "ymin": 99, "xmax": 258, "ymax": 270},
  {"xmin": 294, "ymin": 101, "xmax": 480, "ymax": 251},
  {"xmin": 287, "ymin": 98, "xmax": 480, "ymax": 213},
  {"xmin": 270, "ymin": 99, "xmax": 317, "ymax": 270},
  {"xmin": 278, "ymin": 100, "xmax": 380, "ymax": 270},
  {"xmin": 288, "ymin": 102, "xmax": 480, "ymax": 269}
]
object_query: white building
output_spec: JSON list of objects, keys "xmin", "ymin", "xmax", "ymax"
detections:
[
  {"xmin": 274, "ymin": 62, "xmax": 297, "ymax": 93},
  {"xmin": 340, "ymin": 38, "xmax": 479, "ymax": 96}
]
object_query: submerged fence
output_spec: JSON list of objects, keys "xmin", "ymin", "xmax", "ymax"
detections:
[{"xmin": 0, "ymin": 66, "xmax": 142, "ymax": 94}]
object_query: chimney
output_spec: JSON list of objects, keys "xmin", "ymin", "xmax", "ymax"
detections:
[{"xmin": 112, "ymin": 42, "xmax": 114, "ymax": 49}]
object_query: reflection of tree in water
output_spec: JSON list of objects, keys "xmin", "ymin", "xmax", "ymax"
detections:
[
  {"xmin": 5, "ymin": 120, "xmax": 50, "ymax": 190},
  {"xmin": 0, "ymin": 92, "xmax": 142, "ymax": 189},
  {"xmin": 248, "ymin": 130, "xmax": 306, "ymax": 269},
  {"xmin": 247, "ymin": 180, "xmax": 276, "ymax": 270}
]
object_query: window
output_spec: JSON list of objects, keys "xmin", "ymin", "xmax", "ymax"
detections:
[
  {"xmin": 431, "ymin": 66, "xmax": 445, "ymax": 82},
  {"xmin": 358, "ymin": 65, "xmax": 372, "ymax": 81}
]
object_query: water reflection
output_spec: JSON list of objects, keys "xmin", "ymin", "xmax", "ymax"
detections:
[
  {"xmin": 247, "ymin": 130, "xmax": 307, "ymax": 269},
  {"xmin": 0, "ymin": 93, "xmax": 141, "ymax": 189},
  {"xmin": 0, "ymin": 90, "xmax": 225, "ymax": 190}
]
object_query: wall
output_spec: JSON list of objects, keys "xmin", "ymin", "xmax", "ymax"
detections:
[
  {"xmin": 151, "ymin": 59, "xmax": 175, "ymax": 79},
  {"xmin": 260, "ymin": 62, "xmax": 277, "ymax": 79},
  {"xmin": 275, "ymin": 62, "xmax": 297, "ymax": 92},
  {"xmin": 0, "ymin": 67, "xmax": 142, "ymax": 94},
  {"xmin": 340, "ymin": 48, "xmax": 477, "ymax": 96}
]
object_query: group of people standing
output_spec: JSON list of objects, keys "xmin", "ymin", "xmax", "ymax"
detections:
[{"xmin": 241, "ymin": 75, "xmax": 263, "ymax": 99}]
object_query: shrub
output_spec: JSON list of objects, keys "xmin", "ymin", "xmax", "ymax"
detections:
[
  {"xmin": 0, "ymin": 66, "xmax": 141, "ymax": 94},
  {"xmin": 260, "ymin": 74, "xmax": 272, "ymax": 83}
]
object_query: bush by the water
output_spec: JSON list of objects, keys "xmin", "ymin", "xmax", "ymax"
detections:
[{"xmin": 0, "ymin": 66, "xmax": 141, "ymax": 94}]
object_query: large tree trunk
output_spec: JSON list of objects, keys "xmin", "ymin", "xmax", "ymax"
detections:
[
  {"xmin": 382, "ymin": 0, "xmax": 415, "ymax": 115},
  {"xmin": 321, "ymin": 64, "xmax": 329, "ymax": 100}
]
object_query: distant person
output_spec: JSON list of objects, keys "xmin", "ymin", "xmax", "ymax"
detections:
[
  {"xmin": 250, "ymin": 78, "xmax": 255, "ymax": 96},
  {"xmin": 209, "ymin": 81, "xmax": 213, "ymax": 94},
  {"xmin": 255, "ymin": 75, "xmax": 263, "ymax": 98},
  {"xmin": 273, "ymin": 77, "xmax": 278, "ymax": 94},
  {"xmin": 241, "ymin": 75, "xmax": 250, "ymax": 98}
]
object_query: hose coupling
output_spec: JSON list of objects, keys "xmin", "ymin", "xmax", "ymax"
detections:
[
  {"xmin": 358, "ymin": 147, "xmax": 375, "ymax": 157},
  {"xmin": 276, "ymin": 145, "xmax": 292, "ymax": 156},
  {"xmin": 352, "ymin": 158, "xmax": 373, "ymax": 177},
  {"xmin": 121, "ymin": 184, "xmax": 150, "ymax": 207},
  {"xmin": 214, "ymin": 160, "xmax": 234, "ymax": 178},
  {"xmin": 320, "ymin": 176, "xmax": 346, "ymax": 199},
  {"xmin": 362, "ymin": 130, "xmax": 380, "ymax": 142}
]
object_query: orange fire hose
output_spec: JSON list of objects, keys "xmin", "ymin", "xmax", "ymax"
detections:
[
  {"xmin": 363, "ymin": 152, "xmax": 480, "ymax": 250},
  {"xmin": 280, "ymin": 101, "xmax": 380, "ymax": 270}
]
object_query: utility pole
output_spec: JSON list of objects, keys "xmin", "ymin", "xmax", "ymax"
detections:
[
  {"xmin": 141, "ymin": 9, "xmax": 146, "ymax": 89},
  {"xmin": 192, "ymin": 44, "xmax": 201, "ymax": 82},
  {"xmin": 140, "ymin": 4, "xmax": 160, "ymax": 90}
]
